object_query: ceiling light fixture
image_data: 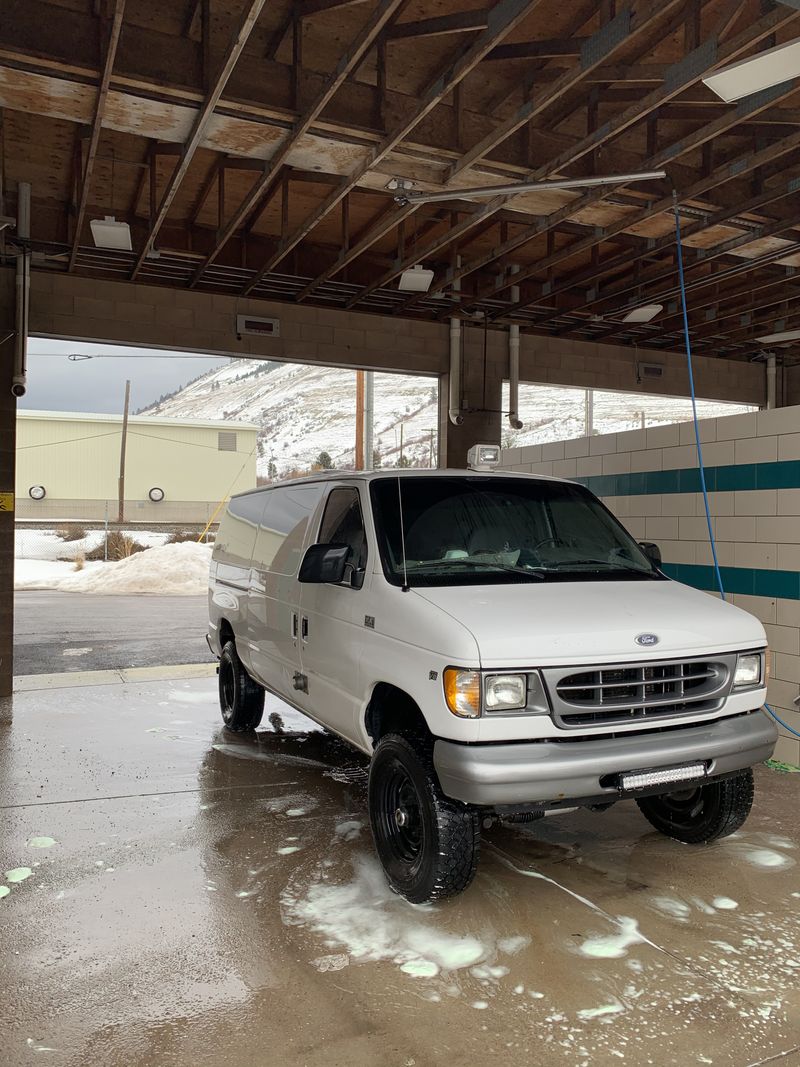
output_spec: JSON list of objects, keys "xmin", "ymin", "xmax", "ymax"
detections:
[
  {"xmin": 622, "ymin": 304, "xmax": 664, "ymax": 324},
  {"xmin": 391, "ymin": 170, "xmax": 668, "ymax": 206},
  {"xmin": 398, "ymin": 263, "xmax": 434, "ymax": 292},
  {"xmin": 755, "ymin": 328, "xmax": 800, "ymax": 344},
  {"xmin": 90, "ymin": 215, "xmax": 132, "ymax": 251},
  {"xmin": 702, "ymin": 37, "xmax": 800, "ymax": 102}
]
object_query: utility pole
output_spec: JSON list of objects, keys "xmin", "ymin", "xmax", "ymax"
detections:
[
  {"xmin": 117, "ymin": 379, "xmax": 130, "ymax": 523},
  {"xmin": 355, "ymin": 369, "xmax": 365, "ymax": 470},
  {"xmin": 364, "ymin": 371, "xmax": 374, "ymax": 470},
  {"xmin": 399, "ymin": 421, "xmax": 404, "ymax": 467}
]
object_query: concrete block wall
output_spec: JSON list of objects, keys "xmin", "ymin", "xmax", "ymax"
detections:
[{"xmin": 500, "ymin": 405, "xmax": 800, "ymax": 766}]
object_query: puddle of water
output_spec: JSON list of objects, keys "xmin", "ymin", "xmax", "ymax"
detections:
[
  {"xmin": 27, "ymin": 837, "xmax": 57, "ymax": 849},
  {"xmin": 5, "ymin": 868, "xmax": 32, "ymax": 883}
]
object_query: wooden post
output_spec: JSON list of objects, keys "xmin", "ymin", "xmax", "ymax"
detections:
[
  {"xmin": 117, "ymin": 378, "xmax": 130, "ymax": 523},
  {"xmin": 355, "ymin": 369, "xmax": 365, "ymax": 469}
]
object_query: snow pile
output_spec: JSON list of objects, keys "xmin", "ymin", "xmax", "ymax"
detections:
[{"xmin": 16, "ymin": 541, "xmax": 212, "ymax": 595}]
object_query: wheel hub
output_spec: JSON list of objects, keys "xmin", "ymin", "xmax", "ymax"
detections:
[{"xmin": 394, "ymin": 807, "xmax": 408, "ymax": 828}]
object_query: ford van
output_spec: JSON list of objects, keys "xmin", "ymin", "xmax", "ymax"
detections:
[{"xmin": 207, "ymin": 450, "xmax": 776, "ymax": 903}]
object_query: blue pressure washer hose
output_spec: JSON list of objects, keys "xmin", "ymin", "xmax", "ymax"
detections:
[{"xmin": 672, "ymin": 193, "xmax": 800, "ymax": 740}]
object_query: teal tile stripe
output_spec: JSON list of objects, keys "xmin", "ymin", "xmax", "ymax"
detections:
[
  {"xmin": 661, "ymin": 562, "xmax": 800, "ymax": 601},
  {"xmin": 574, "ymin": 458, "xmax": 800, "ymax": 498}
]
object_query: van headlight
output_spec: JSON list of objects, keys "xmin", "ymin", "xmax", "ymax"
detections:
[
  {"xmin": 485, "ymin": 674, "xmax": 527, "ymax": 711},
  {"xmin": 733, "ymin": 652, "xmax": 764, "ymax": 689}
]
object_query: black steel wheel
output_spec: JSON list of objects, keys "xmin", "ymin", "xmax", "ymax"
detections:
[
  {"xmin": 636, "ymin": 768, "xmax": 754, "ymax": 844},
  {"xmin": 368, "ymin": 734, "xmax": 479, "ymax": 903},
  {"xmin": 218, "ymin": 640, "xmax": 264, "ymax": 732}
]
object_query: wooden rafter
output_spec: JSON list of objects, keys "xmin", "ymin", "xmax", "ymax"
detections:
[
  {"xmin": 68, "ymin": 0, "xmax": 126, "ymax": 271},
  {"xmin": 387, "ymin": 10, "xmax": 490, "ymax": 41},
  {"xmin": 225, "ymin": 0, "xmax": 543, "ymax": 297},
  {"xmin": 188, "ymin": 0, "xmax": 408, "ymax": 290},
  {"xmin": 129, "ymin": 0, "xmax": 268, "ymax": 279}
]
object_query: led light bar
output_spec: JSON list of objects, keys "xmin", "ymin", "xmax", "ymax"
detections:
[
  {"xmin": 621, "ymin": 763, "xmax": 706, "ymax": 791},
  {"xmin": 622, "ymin": 304, "xmax": 663, "ymax": 324},
  {"xmin": 702, "ymin": 37, "xmax": 800, "ymax": 103}
]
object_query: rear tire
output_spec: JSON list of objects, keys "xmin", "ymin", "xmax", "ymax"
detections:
[
  {"xmin": 218, "ymin": 640, "xmax": 264, "ymax": 732},
  {"xmin": 368, "ymin": 733, "xmax": 479, "ymax": 903},
  {"xmin": 636, "ymin": 768, "xmax": 754, "ymax": 844}
]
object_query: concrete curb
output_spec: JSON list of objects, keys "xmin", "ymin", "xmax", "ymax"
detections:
[{"xmin": 14, "ymin": 662, "xmax": 217, "ymax": 692}]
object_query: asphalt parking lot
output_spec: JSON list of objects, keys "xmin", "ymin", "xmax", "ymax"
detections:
[
  {"xmin": 13, "ymin": 592, "xmax": 210, "ymax": 674},
  {"xmin": 1, "ymin": 670, "xmax": 798, "ymax": 1067}
]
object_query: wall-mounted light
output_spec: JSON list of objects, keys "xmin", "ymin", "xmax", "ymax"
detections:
[
  {"xmin": 148, "ymin": 487, "xmax": 165, "ymax": 502},
  {"xmin": 398, "ymin": 264, "xmax": 434, "ymax": 292},
  {"xmin": 90, "ymin": 216, "xmax": 132, "ymax": 251},
  {"xmin": 29, "ymin": 485, "xmax": 46, "ymax": 500}
]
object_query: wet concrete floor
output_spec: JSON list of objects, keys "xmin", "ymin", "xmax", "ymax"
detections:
[{"xmin": 0, "ymin": 672, "xmax": 798, "ymax": 1067}]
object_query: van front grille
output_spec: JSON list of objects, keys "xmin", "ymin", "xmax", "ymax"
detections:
[{"xmin": 543, "ymin": 655, "xmax": 736, "ymax": 729}]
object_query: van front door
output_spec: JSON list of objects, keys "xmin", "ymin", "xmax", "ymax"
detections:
[
  {"xmin": 248, "ymin": 483, "xmax": 324, "ymax": 704},
  {"xmin": 298, "ymin": 485, "xmax": 368, "ymax": 745}
]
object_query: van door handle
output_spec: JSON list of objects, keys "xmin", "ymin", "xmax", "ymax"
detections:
[
  {"xmin": 301, "ymin": 616, "xmax": 309, "ymax": 640},
  {"xmin": 291, "ymin": 613, "xmax": 298, "ymax": 638}
]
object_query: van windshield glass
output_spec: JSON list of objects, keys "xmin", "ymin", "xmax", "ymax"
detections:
[{"xmin": 369, "ymin": 476, "xmax": 662, "ymax": 587}]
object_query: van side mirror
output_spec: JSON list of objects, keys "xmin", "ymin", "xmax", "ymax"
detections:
[
  {"xmin": 299, "ymin": 543, "xmax": 351, "ymax": 584},
  {"xmin": 639, "ymin": 541, "xmax": 662, "ymax": 568}
]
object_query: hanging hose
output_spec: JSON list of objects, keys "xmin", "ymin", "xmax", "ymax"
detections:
[{"xmin": 673, "ymin": 192, "xmax": 800, "ymax": 741}]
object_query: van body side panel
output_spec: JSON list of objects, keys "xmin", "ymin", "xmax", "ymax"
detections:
[
  {"xmin": 248, "ymin": 484, "xmax": 325, "ymax": 702},
  {"xmin": 208, "ymin": 490, "xmax": 266, "ymax": 672}
]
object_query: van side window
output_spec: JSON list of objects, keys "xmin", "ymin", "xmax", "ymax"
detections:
[
  {"xmin": 255, "ymin": 484, "xmax": 324, "ymax": 575},
  {"xmin": 216, "ymin": 492, "xmax": 266, "ymax": 575},
  {"xmin": 319, "ymin": 488, "xmax": 367, "ymax": 579}
]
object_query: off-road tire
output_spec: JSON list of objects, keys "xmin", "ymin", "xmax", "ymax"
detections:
[
  {"xmin": 368, "ymin": 733, "xmax": 480, "ymax": 903},
  {"xmin": 218, "ymin": 640, "xmax": 264, "ymax": 732},
  {"xmin": 636, "ymin": 768, "xmax": 754, "ymax": 844}
]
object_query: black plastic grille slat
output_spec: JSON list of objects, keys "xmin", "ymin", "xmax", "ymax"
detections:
[{"xmin": 547, "ymin": 657, "xmax": 733, "ymax": 729}]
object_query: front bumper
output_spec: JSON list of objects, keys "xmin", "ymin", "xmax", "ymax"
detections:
[{"xmin": 433, "ymin": 710, "xmax": 777, "ymax": 807}]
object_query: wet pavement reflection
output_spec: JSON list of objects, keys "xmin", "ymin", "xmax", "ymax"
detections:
[{"xmin": 1, "ymin": 675, "xmax": 799, "ymax": 1067}]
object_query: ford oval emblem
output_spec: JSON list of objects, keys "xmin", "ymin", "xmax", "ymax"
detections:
[{"xmin": 635, "ymin": 632, "xmax": 659, "ymax": 647}]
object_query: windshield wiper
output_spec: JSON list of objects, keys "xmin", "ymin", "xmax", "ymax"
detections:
[
  {"xmin": 548, "ymin": 557, "xmax": 652, "ymax": 574},
  {"xmin": 409, "ymin": 559, "xmax": 544, "ymax": 580}
]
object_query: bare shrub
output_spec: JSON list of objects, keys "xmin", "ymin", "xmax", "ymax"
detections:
[
  {"xmin": 85, "ymin": 531, "xmax": 147, "ymax": 562},
  {"xmin": 55, "ymin": 523, "xmax": 87, "ymax": 542},
  {"xmin": 166, "ymin": 530, "xmax": 197, "ymax": 544},
  {"xmin": 73, "ymin": 552, "xmax": 85, "ymax": 572}
]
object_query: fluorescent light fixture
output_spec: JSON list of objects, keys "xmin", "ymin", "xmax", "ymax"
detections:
[
  {"xmin": 90, "ymin": 215, "xmax": 132, "ymax": 251},
  {"xmin": 622, "ymin": 304, "xmax": 663, "ymax": 323},
  {"xmin": 755, "ymin": 328, "xmax": 800, "ymax": 344},
  {"xmin": 702, "ymin": 37, "xmax": 800, "ymax": 102},
  {"xmin": 395, "ymin": 170, "xmax": 667, "ymax": 206},
  {"xmin": 398, "ymin": 263, "xmax": 434, "ymax": 292}
]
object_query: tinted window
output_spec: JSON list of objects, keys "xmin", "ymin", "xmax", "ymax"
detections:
[
  {"xmin": 319, "ymin": 487, "xmax": 367, "ymax": 572},
  {"xmin": 254, "ymin": 484, "xmax": 324, "ymax": 575},
  {"xmin": 215, "ymin": 491, "xmax": 266, "ymax": 575},
  {"xmin": 370, "ymin": 476, "xmax": 660, "ymax": 587}
]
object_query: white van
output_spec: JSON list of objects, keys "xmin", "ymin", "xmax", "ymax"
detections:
[{"xmin": 207, "ymin": 453, "xmax": 776, "ymax": 903}]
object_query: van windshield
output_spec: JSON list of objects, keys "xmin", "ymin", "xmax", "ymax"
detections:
[{"xmin": 369, "ymin": 476, "xmax": 662, "ymax": 587}]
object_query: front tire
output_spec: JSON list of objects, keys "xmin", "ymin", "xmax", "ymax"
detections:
[
  {"xmin": 636, "ymin": 769, "xmax": 754, "ymax": 844},
  {"xmin": 218, "ymin": 640, "xmax": 264, "ymax": 732},
  {"xmin": 368, "ymin": 734, "xmax": 479, "ymax": 903}
]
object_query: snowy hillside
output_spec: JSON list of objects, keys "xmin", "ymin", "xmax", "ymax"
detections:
[{"xmin": 142, "ymin": 358, "xmax": 753, "ymax": 478}]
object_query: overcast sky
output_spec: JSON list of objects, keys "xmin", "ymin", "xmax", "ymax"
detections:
[{"xmin": 19, "ymin": 338, "xmax": 231, "ymax": 415}]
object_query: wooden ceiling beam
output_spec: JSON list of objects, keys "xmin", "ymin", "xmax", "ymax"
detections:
[
  {"xmin": 188, "ymin": 0, "xmax": 407, "ymax": 290},
  {"xmin": 449, "ymin": 0, "xmax": 685, "ymax": 182},
  {"xmin": 500, "ymin": 131, "xmax": 800, "ymax": 320},
  {"xmin": 387, "ymin": 10, "xmax": 490, "ymax": 41},
  {"xmin": 68, "ymin": 0, "xmax": 126, "ymax": 272},
  {"xmin": 484, "ymin": 37, "xmax": 585, "ymax": 61},
  {"xmin": 130, "ymin": 0, "xmax": 268, "ymax": 279},
  {"xmin": 299, "ymin": 0, "xmax": 371, "ymax": 14},
  {"xmin": 395, "ymin": 3, "xmax": 796, "ymax": 316},
  {"xmin": 233, "ymin": 0, "xmax": 544, "ymax": 298},
  {"xmin": 519, "ymin": 178, "xmax": 800, "ymax": 328}
]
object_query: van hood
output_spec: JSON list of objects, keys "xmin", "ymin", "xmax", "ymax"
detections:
[{"xmin": 412, "ymin": 578, "xmax": 766, "ymax": 667}]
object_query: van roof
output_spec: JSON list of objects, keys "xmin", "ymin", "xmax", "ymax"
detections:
[{"xmin": 233, "ymin": 468, "xmax": 570, "ymax": 498}]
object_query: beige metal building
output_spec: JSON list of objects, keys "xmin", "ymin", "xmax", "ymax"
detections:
[{"xmin": 16, "ymin": 410, "xmax": 258, "ymax": 523}]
